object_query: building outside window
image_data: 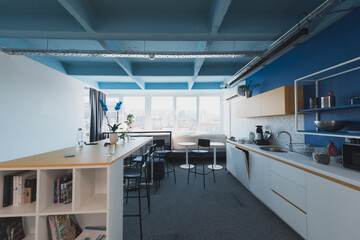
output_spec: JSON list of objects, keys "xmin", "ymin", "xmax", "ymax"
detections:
[
  {"xmin": 123, "ymin": 96, "xmax": 145, "ymax": 130},
  {"xmin": 199, "ymin": 96, "xmax": 221, "ymax": 133},
  {"xmin": 176, "ymin": 97, "xmax": 197, "ymax": 133},
  {"xmin": 151, "ymin": 96, "xmax": 174, "ymax": 130}
]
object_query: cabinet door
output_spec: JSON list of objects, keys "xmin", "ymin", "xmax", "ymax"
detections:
[
  {"xmin": 248, "ymin": 152, "xmax": 270, "ymax": 204},
  {"xmin": 261, "ymin": 87, "xmax": 285, "ymax": 116},
  {"xmin": 245, "ymin": 95, "xmax": 262, "ymax": 117},
  {"xmin": 226, "ymin": 143, "xmax": 235, "ymax": 175},
  {"xmin": 306, "ymin": 173, "xmax": 360, "ymax": 240},
  {"xmin": 235, "ymin": 99, "xmax": 247, "ymax": 118},
  {"xmin": 232, "ymin": 147, "xmax": 250, "ymax": 189}
]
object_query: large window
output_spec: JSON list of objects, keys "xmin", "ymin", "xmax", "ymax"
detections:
[
  {"xmin": 123, "ymin": 96, "xmax": 145, "ymax": 130},
  {"xmin": 199, "ymin": 96, "xmax": 221, "ymax": 133},
  {"xmin": 151, "ymin": 97, "xmax": 174, "ymax": 130},
  {"xmin": 176, "ymin": 97, "xmax": 197, "ymax": 133}
]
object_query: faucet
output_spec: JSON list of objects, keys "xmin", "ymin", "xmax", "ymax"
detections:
[{"xmin": 277, "ymin": 131, "xmax": 293, "ymax": 152}]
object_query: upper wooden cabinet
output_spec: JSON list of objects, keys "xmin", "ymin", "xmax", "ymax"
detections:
[{"xmin": 236, "ymin": 86, "xmax": 303, "ymax": 118}]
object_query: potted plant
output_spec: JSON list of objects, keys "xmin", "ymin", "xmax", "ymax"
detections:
[
  {"xmin": 124, "ymin": 114, "xmax": 135, "ymax": 130},
  {"xmin": 100, "ymin": 99, "xmax": 123, "ymax": 144},
  {"xmin": 108, "ymin": 123, "xmax": 121, "ymax": 144},
  {"xmin": 239, "ymin": 80, "xmax": 261, "ymax": 98}
]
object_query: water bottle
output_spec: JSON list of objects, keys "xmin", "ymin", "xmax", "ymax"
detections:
[{"xmin": 77, "ymin": 128, "xmax": 84, "ymax": 147}]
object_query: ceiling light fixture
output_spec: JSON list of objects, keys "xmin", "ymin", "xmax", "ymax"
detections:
[
  {"xmin": 0, "ymin": 48, "xmax": 264, "ymax": 59},
  {"xmin": 226, "ymin": 0, "xmax": 342, "ymax": 87}
]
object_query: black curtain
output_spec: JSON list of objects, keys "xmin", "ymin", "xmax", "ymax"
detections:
[{"xmin": 90, "ymin": 88, "xmax": 106, "ymax": 142}]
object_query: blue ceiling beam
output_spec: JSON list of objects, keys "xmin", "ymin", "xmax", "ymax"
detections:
[
  {"xmin": 57, "ymin": 0, "xmax": 95, "ymax": 32},
  {"xmin": 192, "ymin": 82, "xmax": 222, "ymax": 90},
  {"xmin": 189, "ymin": 0, "xmax": 232, "ymax": 89},
  {"xmin": 55, "ymin": 0, "xmax": 145, "ymax": 89},
  {"xmin": 66, "ymin": 62, "xmax": 128, "ymax": 76},
  {"xmin": 0, "ymin": 38, "xmax": 66, "ymax": 74},
  {"xmin": 99, "ymin": 82, "xmax": 141, "ymax": 90},
  {"xmin": 132, "ymin": 63, "xmax": 194, "ymax": 76},
  {"xmin": 210, "ymin": 0, "xmax": 233, "ymax": 33},
  {"xmin": 189, "ymin": 41, "xmax": 212, "ymax": 89},
  {"xmin": 145, "ymin": 82, "xmax": 188, "ymax": 90},
  {"xmin": 98, "ymin": 40, "xmax": 145, "ymax": 89}
]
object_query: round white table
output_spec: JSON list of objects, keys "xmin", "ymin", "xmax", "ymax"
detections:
[
  {"xmin": 177, "ymin": 142, "xmax": 196, "ymax": 169},
  {"xmin": 208, "ymin": 142, "xmax": 225, "ymax": 170}
]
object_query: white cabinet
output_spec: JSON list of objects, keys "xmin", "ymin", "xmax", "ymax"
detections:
[
  {"xmin": 226, "ymin": 143, "xmax": 235, "ymax": 175},
  {"xmin": 306, "ymin": 173, "xmax": 360, "ymax": 240},
  {"xmin": 248, "ymin": 151, "xmax": 270, "ymax": 204},
  {"xmin": 226, "ymin": 143, "xmax": 249, "ymax": 189},
  {"xmin": 269, "ymin": 160, "xmax": 307, "ymax": 239}
]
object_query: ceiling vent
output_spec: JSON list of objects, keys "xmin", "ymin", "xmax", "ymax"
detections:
[{"xmin": 224, "ymin": 85, "xmax": 245, "ymax": 101}]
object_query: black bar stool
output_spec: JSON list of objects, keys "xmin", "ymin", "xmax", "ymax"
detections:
[
  {"xmin": 188, "ymin": 139, "xmax": 216, "ymax": 189},
  {"xmin": 154, "ymin": 139, "xmax": 176, "ymax": 186},
  {"xmin": 123, "ymin": 151, "xmax": 150, "ymax": 240}
]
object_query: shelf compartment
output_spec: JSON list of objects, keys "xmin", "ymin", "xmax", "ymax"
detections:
[
  {"xmin": 0, "ymin": 170, "xmax": 37, "ymax": 216},
  {"xmin": 298, "ymin": 130, "xmax": 360, "ymax": 139},
  {"xmin": 38, "ymin": 213, "xmax": 107, "ymax": 240},
  {"xmin": 38, "ymin": 169, "xmax": 73, "ymax": 215},
  {"xmin": 74, "ymin": 168, "xmax": 107, "ymax": 213},
  {"xmin": 0, "ymin": 202, "xmax": 36, "ymax": 217},
  {"xmin": 298, "ymin": 104, "xmax": 360, "ymax": 113}
]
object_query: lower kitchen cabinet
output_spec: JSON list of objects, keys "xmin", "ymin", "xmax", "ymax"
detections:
[
  {"xmin": 226, "ymin": 143, "xmax": 250, "ymax": 189},
  {"xmin": 248, "ymin": 152, "xmax": 270, "ymax": 204},
  {"xmin": 306, "ymin": 174, "xmax": 360, "ymax": 240}
]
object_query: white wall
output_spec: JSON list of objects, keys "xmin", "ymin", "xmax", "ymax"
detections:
[{"xmin": 0, "ymin": 52, "xmax": 84, "ymax": 162}]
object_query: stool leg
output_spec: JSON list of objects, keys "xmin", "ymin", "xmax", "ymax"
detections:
[
  {"xmin": 144, "ymin": 169, "xmax": 150, "ymax": 214},
  {"xmin": 126, "ymin": 178, "xmax": 130, "ymax": 204},
  {"xmin": 212, "ymin": 167, "xmax": 216, "ymax": 183},
  {"xmin": 137, "ymin": 178, "xmax": 143, "ymax": 240},
  {"xmin": 187, "ymin": 159, "xmax": 190, "ymax": 184},
  {"xmin": 172, "ymin": 159, "xmax": 176, "ymax": 184},
  {"xmin": 202, "ymin": 158, "xmax": 206, "ymax": 189}
]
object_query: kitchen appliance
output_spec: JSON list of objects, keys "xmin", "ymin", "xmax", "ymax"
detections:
[
  {"xmin": 343, "ymin": 143, "xmax": 360, "ymax": 171},
  {"xmin": 254, "ymin": 126, "xmax": 271, "ymax": 145},
  {"xmin": 320, "ymin": 91, "xmax": 336, "ymax": 108},
  {"xmin": 351, "ymin": 96, "xmax": 360, "ymax": 105}
]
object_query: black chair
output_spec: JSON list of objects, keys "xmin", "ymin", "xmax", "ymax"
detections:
[
  {"xmin": 123, "ymin": 151, "xmax": 150, "ymax": 240},
  {"xmin": 188, "ymin": 139, "xmax": 216, "ymax": 189},
  {"xmin": 153, "ymin": 139, "xmax": 176, "ymax": 185}
]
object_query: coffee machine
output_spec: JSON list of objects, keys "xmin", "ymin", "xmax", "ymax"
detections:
[{"xmin": 254, "ymin": 125, "xmax": 271, "ymax": 145}]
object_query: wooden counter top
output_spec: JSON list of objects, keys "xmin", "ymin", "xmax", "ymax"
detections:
[{"xmin": 0, "ymin": 137, "xmax": 152, "ymax": 168}]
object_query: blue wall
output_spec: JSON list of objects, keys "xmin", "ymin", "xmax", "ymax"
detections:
[{"xmin": 247, "ymin": 9, "xmax": 360, "ymax": 150}]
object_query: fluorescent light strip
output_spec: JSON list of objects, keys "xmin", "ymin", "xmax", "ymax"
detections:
[{"xmin": 0, "ymin": 48, "xmax": 264, "ymax": 59}]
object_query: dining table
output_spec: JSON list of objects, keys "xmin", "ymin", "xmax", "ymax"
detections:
[
  {"xmin": 208, "ymin": 142, "xmax": 225, "ymax": 170},
  {"xmin": 177, "ymin": 142, "xmax": 196, "ymax": 169}
]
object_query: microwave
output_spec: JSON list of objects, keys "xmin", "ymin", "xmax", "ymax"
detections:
[{"xmin": 343, "ymin": 144, "xmax": 360, "ymax": 171}]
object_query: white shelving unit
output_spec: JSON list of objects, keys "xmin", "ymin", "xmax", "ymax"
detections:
[
  {"xmin": 0, "ymin": 137, "xmax": 152, "ymax": 240},
  {"xmin": 294, "ymin": 56, "xmax": 360, "ymax": 139},
  {"xmin": 0, "ymin": 167, "xmax": 111, "ymax": 239}
]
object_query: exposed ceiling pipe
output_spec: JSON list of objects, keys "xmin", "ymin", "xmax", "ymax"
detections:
[
  {"xmin": 226, "ymin": 0, "xmax": 345, "ymax": 87},
  {"xmin": 0, "ymin": 48, "xmax": 264, "ymax": 59}
]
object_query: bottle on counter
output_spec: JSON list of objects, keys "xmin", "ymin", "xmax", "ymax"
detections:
[{"xmin": 77, "ymin": 128, "xmax": 84, "ymax": 147}]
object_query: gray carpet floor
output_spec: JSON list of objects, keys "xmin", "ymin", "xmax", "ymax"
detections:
[{"xmin": 123, "ymin": 161, "xmax": 302, "ymax": 240}]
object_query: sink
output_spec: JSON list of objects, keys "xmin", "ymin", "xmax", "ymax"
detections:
[{"xmin": 259, "ymin": 146, "xmax": 288, "ymax": 153}]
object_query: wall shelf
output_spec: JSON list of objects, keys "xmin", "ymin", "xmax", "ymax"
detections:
[
  {"xmin": 294, "ymin": 56, "xmax": 360, "ymax": 139},
  {"xmin": 298, "ymin": 104, "xmax": 360, "ymax": 113},
  {"xmin": 298, "ymin": 130, "xmax": 360, "ymax": 139}
]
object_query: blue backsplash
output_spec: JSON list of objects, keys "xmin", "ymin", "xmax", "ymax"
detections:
[{"xmin": 246, "ymin": 9, "xmax": 360, "ymax": 151}]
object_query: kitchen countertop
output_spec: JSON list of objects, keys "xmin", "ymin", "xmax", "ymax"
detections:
[{"xmin": 227, "ymin": 140, "xmax": 360, "ymax": 190}]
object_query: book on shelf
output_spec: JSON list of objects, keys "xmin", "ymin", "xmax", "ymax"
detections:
[
  {"xmin": 47, "ymin": 215, "xmax": 82, "ymax": 240},
  {"xmin": 75, "ymin": 227, "xmax": 107, "ymax": 240},
  {"xmin": 54, "ymin": 173, "xmax": 73, "ymax": 205},
  {"xmin": 5, "ymin": 171, "xmax": 36, "ymax": 207},
  {"xmin": 0, "ymin": 217, "xmax": 26, "ymax": 239},
  {"xmin": 3, "ymin": 171, "xmax": 27, "ymax": 207}
]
